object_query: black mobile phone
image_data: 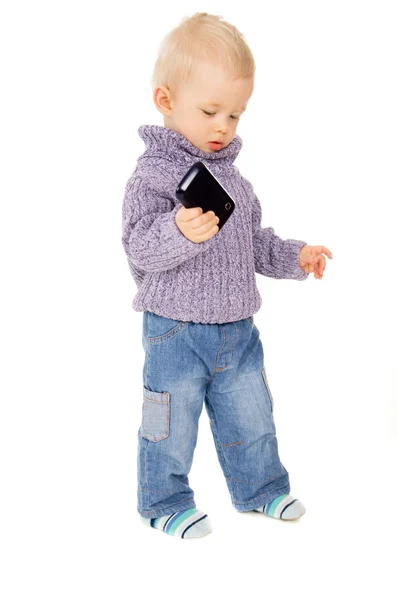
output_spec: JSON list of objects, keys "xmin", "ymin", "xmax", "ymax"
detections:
[{"xmin": 175, "ymin": 161, "xmax": 235, "ymax": 231}]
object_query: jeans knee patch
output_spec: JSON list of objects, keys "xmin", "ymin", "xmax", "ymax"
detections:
[
  {"xmin": 141, "ymin": 386, "xmax": 170, "ymax": 442},
  {"xmin": 261, "ymin": 368, "xmax": 274, "ymax": 413}
]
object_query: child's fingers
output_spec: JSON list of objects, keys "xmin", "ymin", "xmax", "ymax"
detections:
[
  {"xmin": 315, "ymin": 255, "xmax": 324, "ymax": 275},
  {"xmin": 179, "ymin": 206, "xmax": 203, "ymax": 221},
  {"xmin": 314, "ymin": 256, "xmax": 326, "ymax": 278},
  {"xmin": 191, "ymin": 211, "xmax": 218, "ymax": 229},
  {"xmin": 194, "ymin": 219, "xmax": 219, "ymax": 235},
  {"xmin": 314, "ymin": 245, "xmax": 333, "ymax": 259}
]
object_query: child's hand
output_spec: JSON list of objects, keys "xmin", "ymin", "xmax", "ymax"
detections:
[
  {"xmin": 176, "ymin": 206, "xmax": 220, "ymax": 243},
  {"xmin": 298, "ymin": 245, "xmax": 333, "ymax": 279}
]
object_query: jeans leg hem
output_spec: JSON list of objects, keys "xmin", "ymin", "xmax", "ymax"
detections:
[
  {"xmin": 232, "ymin": 486, "xmax": 291, "ymax": 512},
  {"xmin": 138, "ymin": 499, "xmax": 196, "ymax": 519}
]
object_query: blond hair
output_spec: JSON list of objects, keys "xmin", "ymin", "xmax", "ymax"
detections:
[{"xmin": 151, "ymin": 12, "xmax": 256, "ymax": 96}]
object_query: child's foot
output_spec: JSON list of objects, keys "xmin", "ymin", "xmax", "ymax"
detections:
[
  {"xmin": 253, "ymin": 494, "xmax": 306, "ymax": 520},
  {"xmin": 140, "ymin": 507, "xmax": 212, "ymax": 538}
]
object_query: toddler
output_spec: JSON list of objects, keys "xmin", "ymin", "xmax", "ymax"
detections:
[{"xmin": 121, "ymin": 12, "xmax": 332, "ymax": 539}]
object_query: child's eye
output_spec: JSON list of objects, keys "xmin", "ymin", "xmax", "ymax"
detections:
[{"xmin": 202, "ymin": 110, "xmax": 239, "ymax": 120}]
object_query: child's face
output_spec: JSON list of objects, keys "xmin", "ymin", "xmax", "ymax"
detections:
[{"xmin": 158, "ymin": 60, "xmax": 254, "ymax": 153}]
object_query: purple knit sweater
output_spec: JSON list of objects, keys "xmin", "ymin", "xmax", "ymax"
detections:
[{"xmin": 121, "ymin": 124, "xmax": 308, "ymax": 324}]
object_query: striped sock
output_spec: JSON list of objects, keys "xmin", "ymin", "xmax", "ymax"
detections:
[
  {"xmin": 254, "ymin": 494, "xmax": 306, "ymax": 520},
  {"xmin": 140, "ymin": 507, "xmax": 212, "ymax": 539}
]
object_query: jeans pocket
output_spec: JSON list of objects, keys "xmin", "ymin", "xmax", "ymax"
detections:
[
  {"xmin": 261, "ymin": 368, "xmax": 274, "ymax": 413},
  {"xmin": 147, "ymin": 312, "xmax": 187, "ymax": 344},
  {"xmin": 141, "ymin": 386, "xmax": 170, "ymax": 442}
]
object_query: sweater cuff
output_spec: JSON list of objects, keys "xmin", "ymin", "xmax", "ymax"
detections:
[
  {"xmin": 127, "ymin": 204, "xmax": 213, "ymax": 273},
  {"xmin": 283, "ymin": 239, "xmax": 309, "ymax": 280}
]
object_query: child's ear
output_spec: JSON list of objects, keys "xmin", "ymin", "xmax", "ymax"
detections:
[{"xmin": 153, "ymin": 85, "xmax": 172, "ymax": 116}]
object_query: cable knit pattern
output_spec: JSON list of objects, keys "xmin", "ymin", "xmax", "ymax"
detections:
[{"xmin": 121, "ymin": 124, "xmax": 308, "ymax": 324}]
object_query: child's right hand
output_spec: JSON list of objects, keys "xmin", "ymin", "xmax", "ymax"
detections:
[{"xmin": 175, "ymin": 206, "xmax": 220, "ymax": 243}]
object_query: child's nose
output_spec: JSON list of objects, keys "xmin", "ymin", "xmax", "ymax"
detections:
[{"xmin": 214, "ymin": 117, "xmax": 229, "ymax": 134}]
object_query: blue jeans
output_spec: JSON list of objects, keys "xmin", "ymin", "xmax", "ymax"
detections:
[{"xmin": 138, "ymin": 311, "xmax": 290, "ymax": 518}]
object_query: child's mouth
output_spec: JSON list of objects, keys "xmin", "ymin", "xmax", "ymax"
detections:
[{"xmin": 208, "ymin": 141, "xmax": 223, "ymax": 150}]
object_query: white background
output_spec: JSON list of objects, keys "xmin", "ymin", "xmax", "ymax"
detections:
[{"xmin": 1, "ymin": 1, "xmax": 397, "ymax": 598}]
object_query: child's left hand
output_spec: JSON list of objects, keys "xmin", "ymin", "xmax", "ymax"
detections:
[{"xmin": 298, "ymin": 245, "xmax": 333, "ymax": 279}]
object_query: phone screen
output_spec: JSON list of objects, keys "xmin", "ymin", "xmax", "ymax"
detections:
[{"xmin": 176, "ymin": 162, "xmax": 235, "ymax": 230}]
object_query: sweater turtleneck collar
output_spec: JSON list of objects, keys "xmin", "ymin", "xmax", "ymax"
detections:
[{"xmin": 137, "ymin": 124, "xmax": 243, "ymax": 167}]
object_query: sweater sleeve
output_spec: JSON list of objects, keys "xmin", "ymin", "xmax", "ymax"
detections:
[
  {"xmin": 241, "ymin": 175, "xmax": 308, "ymax": 280},
  {"xmin": 121, "ymin": 176, "xmax": 211, "ymax": 273}
]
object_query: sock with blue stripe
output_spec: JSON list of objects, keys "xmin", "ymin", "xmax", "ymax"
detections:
[
  {"xmin": 140, "ymin": 507, "xmax": 212, "ymax": 538},
  {"xmin": 254, "ymin": 494, "xmax": 306, "ymax": 520}
]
